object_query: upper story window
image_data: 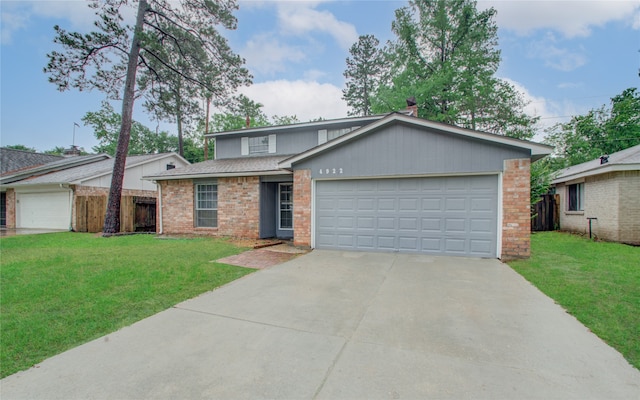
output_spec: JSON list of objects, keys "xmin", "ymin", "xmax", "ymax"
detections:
[
  {"xmin": 241, "ymin": 134, "xmax": 276, "ymax": 155},
  {"xmin": 567, "ymin": 182, "xmax": 584, "ymax": 211},
  {"xmin": 249, "ymin": 136, "xmax": 269, "ymax": 154}
]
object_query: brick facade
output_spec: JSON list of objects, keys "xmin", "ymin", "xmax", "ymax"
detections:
[
  {"xmin": 501, "ymin": 158, "xmax": 531, "ymax": 260},
  {"xmin": 160, "ymin": 177, "xmax": 261, "ymax": 238},
  {"xmin": 218, "ymin": 176, "xmax": 260, "ymax": 238},
  {"xmin": 293, "ymin": 169, "xmax": 312, "ymax": 247},
  {"xmin": 159, "ymin": 179, "xmax": 196, "ymax": 234},
  {"xmin": 557, "ymin": 170, "xmax": 640, "ymax": 244}
]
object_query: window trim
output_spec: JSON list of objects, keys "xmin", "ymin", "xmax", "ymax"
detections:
[
  {"xmin": 194, "ymin": 181, "xmax": 218, "ymax": 228},
  {"xmin": 278, "ymin": 183, "xmax": 293, "ymax": 230}
]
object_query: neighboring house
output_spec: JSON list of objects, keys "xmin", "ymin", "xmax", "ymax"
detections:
[
  {"xmin": 1, "ymin": 153, "xmax": 189, "ymax": 231},
  {"xmin": 552, "ymin": 144, "xmax": 640, "ymax": 245},
  {"xmin": 146, "ymin": 111, "xmax": 552, "ymax": 259},
  {"xmin": 0, "ymin": 147, "xmax": 65, "ymax": 226},
  {"xmin": 0, "ymin": 147, "xmax": 64, "ymax": 175}
]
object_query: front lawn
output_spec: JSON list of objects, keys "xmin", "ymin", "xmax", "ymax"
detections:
[
  {"xmin": 509, "ymin": 232, "xmax": 640, "ymax": 370},
  {"xmin": 0, "ymin": 233, "xmax": 253, "ymax": 378}
]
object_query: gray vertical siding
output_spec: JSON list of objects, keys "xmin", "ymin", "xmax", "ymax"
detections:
[
  {"xmin": 215, "ymin": 130, "xmax": 319, "ymax": 159},
  {"xmin": 294, "ymin": 124, "xmax": 530, "ymax": 178}
]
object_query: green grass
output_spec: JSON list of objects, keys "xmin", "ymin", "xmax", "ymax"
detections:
[
  {"xmin": 0, "ymin": 233, "xmax": 253, "ymax": 378},
  {"xmin": 509, "ymin": 232, "xmax": 640, "ymax": 370}
]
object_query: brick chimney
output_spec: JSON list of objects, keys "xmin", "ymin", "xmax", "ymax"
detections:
[{"xmin": 406, "ymin": 96, "xmax": 418, "ymax": 117}]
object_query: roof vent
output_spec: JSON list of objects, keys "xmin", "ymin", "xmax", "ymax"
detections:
[{"xmin": 600, "ymin": 155, "xmax": 609, "ymax": 165}]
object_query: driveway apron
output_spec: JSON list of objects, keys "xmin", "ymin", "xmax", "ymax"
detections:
[{"xmin": 2, "ymin": 250, "xmax": 639, "ymax": 399}]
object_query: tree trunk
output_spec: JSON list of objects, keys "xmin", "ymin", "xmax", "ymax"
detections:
[
  {"xmin": 103, "ymin": 0, "xmax": 147, "ymax": 236},
  {"xmin": 204, "ymin": 96, "xmax": 210, "ymax": 160}
]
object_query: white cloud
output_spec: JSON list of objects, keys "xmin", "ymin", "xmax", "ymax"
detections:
[
  {"xmin": 480, "ymin": 0, "xmax": 640, "ymax": 38},
  {"xmin": 239, "ymin": 80, "xmax": 348, "ymax": 121},
  {"xmin": 557, "ymin": 82, "xmax": 584, "ymax": 89},
  {"xmin": 1, "ymin": 6, "xmax": 30, "ymax": 45},
  {"xmin": 276, "ymin": 3, "xmax": 358, "ymax": 49},
  {"xmin": 502, "ymin": 78, "xmax": 577, "ymax": 141},
  {"xmin": 527, "ymin": 32, "xmax": 587, "ymax": 71},
  {"xmin": 243, "ymin": 33, "xmax": 307, "ymax": 75}
]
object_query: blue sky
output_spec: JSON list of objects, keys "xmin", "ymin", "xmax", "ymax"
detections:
[{"xmin": 1, "ymin": 0, "xmax": 639, "ymax": 153}]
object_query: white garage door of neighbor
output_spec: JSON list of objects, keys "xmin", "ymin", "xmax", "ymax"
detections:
[
  {"xmin": 17, "ymin": 191, "xmax": 71, "ymax": 230},
  {"xmin": 315, "ymin": 175, "xmax": 499, "ymax": 257}
]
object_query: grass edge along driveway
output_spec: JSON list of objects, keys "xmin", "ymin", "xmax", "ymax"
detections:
[
  {"xmin": 509, "ymin": 231, "xmax": 639, "ymax": 371},
  {"xmin": 1, "ymin": 233, "xmax": 253, "ymax": 378}
]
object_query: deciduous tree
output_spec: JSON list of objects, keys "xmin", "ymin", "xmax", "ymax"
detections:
[
  {"xmin": 374, "ymin": 0, "xmax": 537, "ymax": 139},
  {"xmin": 545, "ymin": 88, "xmax": 640, "ymax": 167}
]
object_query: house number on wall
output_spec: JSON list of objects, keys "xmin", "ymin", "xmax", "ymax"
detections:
[{"xmin": 318, "ymin": 168, "xmax": 343, "ymax": 175}]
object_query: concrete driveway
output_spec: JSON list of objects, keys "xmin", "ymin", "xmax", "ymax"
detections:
[{"xmin": 2, "ymin": 250, "xmax": 639, "ymax": 399}]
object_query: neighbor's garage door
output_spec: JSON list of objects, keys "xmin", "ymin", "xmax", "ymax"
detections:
[
  {"xmin": 315, "ymin": 176, "xmax": 498, "ymax": 257},
  {"xmin": 16, "ymin": 191, "xmax": 71, "ymax": 230}
]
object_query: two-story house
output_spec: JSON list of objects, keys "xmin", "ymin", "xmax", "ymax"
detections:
[{"xmin": 145, "ymin": 111, "xmax": 552, "ymax": 259}]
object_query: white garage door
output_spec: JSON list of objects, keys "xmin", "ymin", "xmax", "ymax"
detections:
[
  {"xmin": 315, "ymin": 176, "xmax": 498, "ymax": 257},
  {"xmin": 16, "ymin": 192, "xmax": 71, "ymax": 230}
]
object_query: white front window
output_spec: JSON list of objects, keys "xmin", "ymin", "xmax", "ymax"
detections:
[{"xmin": 279, "ymin": 183, "xmax": 293, "ymax": 230}]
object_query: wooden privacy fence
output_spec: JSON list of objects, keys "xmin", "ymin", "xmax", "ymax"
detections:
[
  {"xmin": 75, "ymin": 196, "xmax": 156, "ymax": 233},
  {"xmin": 531, "ymin": 193, "xmax": 559, "ymax": 232}
]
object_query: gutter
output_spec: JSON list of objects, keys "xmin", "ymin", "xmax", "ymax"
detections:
[{"xmin": 59, "ymin": 183, "xmax": 75, "ymax": 231}]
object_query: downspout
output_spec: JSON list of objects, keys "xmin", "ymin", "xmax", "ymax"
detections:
[
  {"xmin": 60, "ymin": 183, "xmax": 74, "ymax": 231},
  {"xmin": 156, "ymin": 181, "xmax": 163, "ymax": 234}
]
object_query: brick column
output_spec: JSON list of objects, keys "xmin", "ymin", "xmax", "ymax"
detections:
[
  {"xmin": 502, "ymin": 159, "xmax": 531, "ymax": 260},
  {"xmin": 293, "ymin": 169, "xmax": 312, "ymax": 247},
  {"xmin": 5, "ymin": 188, "xmax": 16, "ymax": 228}
]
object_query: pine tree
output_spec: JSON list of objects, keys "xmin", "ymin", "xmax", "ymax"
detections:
[
  {"xmin": 342, "ymin": 35, "xmax": 385, "ymax": 116},
  {"xmin": 44, "ymin": 0, "xmax": 251, "ymax": 235}
]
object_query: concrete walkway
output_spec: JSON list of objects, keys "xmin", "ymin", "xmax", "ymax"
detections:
[{"xmin": 2, "ymin": 251, "xmax": 639, "ymax": 399}]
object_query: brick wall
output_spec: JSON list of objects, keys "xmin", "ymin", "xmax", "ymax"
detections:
[
  {"xmin": 5, "ymin": 188, "xmax": 15, "ymax": 228},
  {"xmin": 501, "ymin": 158, "xmax": 531, "ymax": 260},
  {"xmin": 159, "ymin": 179, "xmax": 196, "ymax": 234},
  {"xmin": 74, "ymin": 185, "xmax": 156, "ymax": 198},
  {"xmin": 159, "ymin": 177, "xmax": 261, "ymax": 238},
  {"xmin": 618, "ymin": 170, "xmax": 640, "ymax": 244},
  {"xmin": 218, "ymin": 176, "xmax": 260, "ymax": 238},
  {"xmin": 558, "ymin": 171, "xmax": 640, "ymax": 244},
  {"xmin": 293, "ymin": 169, "xmax": 312, "ymax": 247}
]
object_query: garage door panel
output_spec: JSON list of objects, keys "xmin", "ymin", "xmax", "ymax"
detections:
[
  {"xmin": 316, "ymin": 176, "xmax": 498, "ymax": 257},
  {"xmin": 376, "ymin": 236, "xmax": 396, "ymax": 249},
  {"xmin": 445, "ymin": 238, "xmax": 467, "ymax": 253},
  {"xmin": 422, "ymin": 198, "xmax": 442, "ymax": 211},
  {"xmin": 470, "ymin": 218, "xmax": 493, "ymax": 233},
  {"xmin": 377, "ymin": 217, "xmax": 395, "ymax": 230}
]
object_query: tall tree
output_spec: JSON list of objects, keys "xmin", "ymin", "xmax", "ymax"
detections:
[
  {"xmin": 44, "ymin": 0, "xmax": 250, "ymax": 235},
  {"xmin": 374, "ymin": 0, "xmax": 537, "ymax": 139},
  {"xmin": 342, "ymin": 34, "xmax": 385, "ymax": 116},
  {"xmin": 545, "ymin": 88, "xmax": 640, "ymax": 167}
]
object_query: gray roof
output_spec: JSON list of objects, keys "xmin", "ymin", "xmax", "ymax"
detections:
[
  {"xmin": 145, "ymin": 155, "xmax": 292, "ymax": 180},
  {"xmin": 7, "ymin": 153, "xmax": 177, "ymax": 186},
  {"xmin": 0, "ymin": 154, "xmax": 111, "ymax": 185},
  {"xmin": 0, "ymin": 148, "xmax": 64, "ymax": 175},
  {"xmin": 208, "ymin": 114, "xmax": 386, "ymax": 138},
  {"xmin": 552, "ymin": 144, "xmax": 640, "ymax": 183}
]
